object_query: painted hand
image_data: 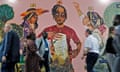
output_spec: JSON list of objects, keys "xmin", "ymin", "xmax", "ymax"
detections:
[
  {"xmin": 73, "ymin": 2, "xmax": 80, "ymax": 11},
  {"xmin": 70, "ymin": 49, "xmax": 79, "ymax": 59}
]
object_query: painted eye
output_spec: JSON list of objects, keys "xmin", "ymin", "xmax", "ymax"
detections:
[
  {"xmin": 61, "ymin": 13, "xmax": 65, "ymax": 17},
  {"xmin": 55, "ymin": 13, "xmax": 59, "ymax": 17}
]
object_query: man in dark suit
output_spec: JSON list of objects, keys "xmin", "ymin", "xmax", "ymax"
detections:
[{"xmin": 0, "ymin": 24, "xmax": 20, "ymax": 72}]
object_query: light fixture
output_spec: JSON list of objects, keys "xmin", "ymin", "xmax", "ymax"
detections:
[
  {"xmin": 8, "ymin": 0, "xmax": 16, "ymax": 3},
  {"xmin": 99, "ymin": 0, "xmax": 110, "ymax": 4}
]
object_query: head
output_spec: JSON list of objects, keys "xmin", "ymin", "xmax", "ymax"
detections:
[
  {"xmin": 52, "ymin": 4, "xmax": 67, "ymax": 25},
  {"xmin": 42, "ymin": 31, "xmax": 48, "ymax": 39},
  {"xmin": 24, "ymin": 12, "xmax": 38, "ymax": 28},
  {"xmin": 87, "ymin": 12, "xmax": 104, "ymax": 27},
  {"xmin": 113, "ymin": 14, "xmax": 120, "ymax": 26},
  {"xmin": 83, "ymin": 16, "xmax": 94, "ymax": 31},
  {"xmin": 85, "ymin": 29, "xmax": 92, "ymax": 37},
  {"xmin": 83, "ymin": 11, "xmax": 104, "ymax": 31},
  {"xmin": 109, "ymin": 26, "xmax": 115, "ymax": 35},
  {"xmin": 4, "ymin": 24, "xmax": 12, "ymax": 33},
  {"xmin": 23, "ymin": 8, "xmax": 38, "ymax": 29}
]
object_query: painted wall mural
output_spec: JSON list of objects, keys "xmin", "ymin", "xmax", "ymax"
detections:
[
  {"xmin": 0, "ymin": 0, "xmax": 120, "ymax": 72},
  {"xmin": 104, "ymin": 2, "xmax": 120, "ymax": 27}
]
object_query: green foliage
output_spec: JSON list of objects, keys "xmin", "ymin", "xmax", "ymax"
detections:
[
  {"xmin": 0, "ymin": 4, "xmax": 14, "ymax": 23},
  {"xmin": 0, "ymin": 20, "xmax": 4, "ymax": 44},
  {"xmin": 11, "ymin": 23, "xmax": 23, "ymax": 38}
]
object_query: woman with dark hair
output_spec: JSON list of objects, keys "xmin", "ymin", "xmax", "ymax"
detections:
[
  {"xmin": 20, "ymin": 8, "xmax": 48, "ymax": 72},
  {"xmin": 21, "ymin": 8, "xmax": 48, "ymax": 39},
  {"xmin": 21, "ymin": 9, "xmax": 38, "ymax": 39}
]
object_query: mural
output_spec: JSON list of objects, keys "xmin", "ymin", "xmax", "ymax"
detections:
[
  {"xmin": 0, "ymin": 4, "xmax": 14, "ymax": 44},
  {"xmin": 0, "ymin": 0, "xmax": 120, "ymax": 72},
  {"xmin": 73, "ymin": 1, "xmax": 110, "ymax": 72},
  {"xmin": 0, "ymin": 4, "xmax": 23, "ymax": 45},
  {"xmin": 0, "ymin": 4, "xmax": 14, "ymax": 23},
  {"xmin": 104, "ymin": 2, "xmax": 120, "ymax": 27}
]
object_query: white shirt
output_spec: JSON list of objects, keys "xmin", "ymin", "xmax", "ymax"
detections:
[{"xmin": 84, "ymin": 34, "xmax": 100, "ymax": 54}]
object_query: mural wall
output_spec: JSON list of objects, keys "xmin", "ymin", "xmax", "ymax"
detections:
[{"xmin": 0, "ymin": 0, "xmax": 120, "ymax": 72}]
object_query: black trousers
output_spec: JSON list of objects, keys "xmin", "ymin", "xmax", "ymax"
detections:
[
  {"xmin": 86, "ymin": 52, "xmax": 99, "ymax": 72},
  {"xmin": 40, "ymin": 51, "xmax": 50, "ymax": 72},
  {"xmin": 1, "ymin": 62, "xmax": 16, "ymax": 72}
]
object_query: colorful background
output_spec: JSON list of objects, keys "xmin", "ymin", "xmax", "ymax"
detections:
[{"xmin": 0, "ymin": 0, "xmax": 120, "ymax": 72}]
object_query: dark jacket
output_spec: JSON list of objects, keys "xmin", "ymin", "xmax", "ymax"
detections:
[
  {"xmin": 1, "ymin": 30, "xmax": 20, "ymax": 62},
  {"xmin": 106, "ymin": 36, "xmax": 116, "ymax": 54}
]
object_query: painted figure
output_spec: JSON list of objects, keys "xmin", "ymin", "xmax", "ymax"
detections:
[
  {"xmin": 37, "ymin": 3, "xmax": 81, "ymax": 72},
  {"xmin": 73, "ymin": 2, "xmax": 109, "ymax": 72}
]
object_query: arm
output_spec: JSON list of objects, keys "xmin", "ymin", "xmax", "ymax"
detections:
[
  {"xmin": 73, "ymin": 2, "xmax": 86, "ymax": 23},
  {"xmin": 3, "ymin": 32, "xmax": 12, "ymax": 56},
  {"xmin": 70, "ymin": 30, "xmax": 82, "ymax": 58},
  {"xmin": 73, "ymin": 2, "xmax": 83, "ymax": 16},
  {"xmin": 2, "ymin": 32, "xmax": 12, "ymax": 62},
  {"xmin": 81, "ymin": 37, "xmax": 92, "ymax": 59},
  {"xmin": 71, "ymin": 41, "xmax": 81, "ymax": 58},
  {"xmin": 81, "ymin": 48, "xmax": 89, "ymax": 60}
]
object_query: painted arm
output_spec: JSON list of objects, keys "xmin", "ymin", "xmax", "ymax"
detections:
[
  {"xmin": 71, "ymin": 41, "xmax": 81, "ymax": 59},
  {"xmin": 73, "ymin": 2, "xmax": 83, "ymax": 16},
  {"xmin": 70, "ymin": 28, "xmax": 82, "ymax": 59}
]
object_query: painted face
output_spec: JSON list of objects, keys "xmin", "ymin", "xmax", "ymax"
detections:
[
  {"xmin": 83, "ymin": 16, "xmax": 94, "ymax": 31},
  {"xmin": 29, "ymin": 15, "xmax": 38, "ymax": 24},
  {"xmin": 54, "ymin": 7, "xmax": 66, "ymax": 25},
  {"xmin": 83, "ymin": 16, "xmax": 90, "ymax": 26}
]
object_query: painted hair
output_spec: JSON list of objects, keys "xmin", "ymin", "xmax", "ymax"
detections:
[
  {"xmin": 22, "ymin": 12, "xmax": 38, "ymax": 29},
  {"xmin": 52, "ymin": 4, "xmax": 67, "ymax": 19},
  {"xmin": 87, "ymin": 11, "xmax": 104, "ymax": 28}
]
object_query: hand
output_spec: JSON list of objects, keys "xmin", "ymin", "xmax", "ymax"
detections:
[
  {"xmin": 2, "ymin": 56, "xmax": 6, "ymax": 63},
  {"xmin": 73, "ymin": 2, "xmax": 83, "ymax": 16},
  {"xmin": 81, "ymin": 56, "xmax": 85, "ymax": 60},
  {"xmin": 70, "ymin": 49, "xmax": 79, "ymax": 59},
  {"xmin": 53, "ymin": 33, "xmax": 63, "ymax": 40},
  {"xmin": 81, "ymin": 54, "xmax": 86, "ymax": 60},
  {"xmin": 48, "ymin": 32, "xmax": 63, "ymax": 40},
  {"xmin": 20, "ymin": 49, "xmax": 23, "ymax": 55},
  {"xmin": 73, "ymin": 2, "xmax": 80, "ymax": 10},
  {"xmin": 47, "ymin": 32, "xmax": 55, "ymax": 39}
]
